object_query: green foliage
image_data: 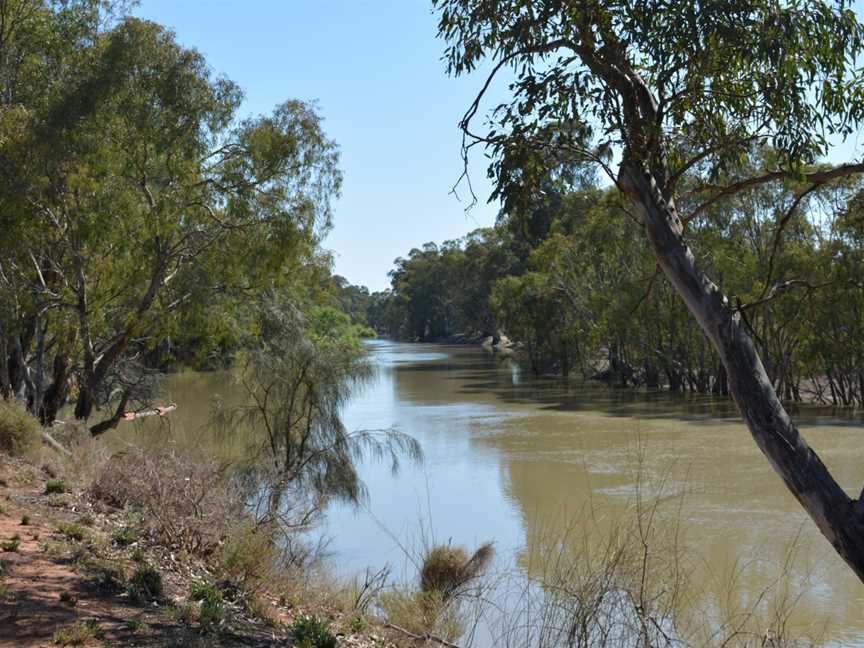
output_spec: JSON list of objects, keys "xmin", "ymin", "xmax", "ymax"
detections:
[
  {"xmin": 0, "ymin": 2, "xmax": 343, "ymax": 423},
  {"xmin": 190, "ymin": 581, "xmax": 225, "ymax": 630},
  {"xmin": 290, "ymin": 615, "xmax": 338, "ymax": 648},
  {"xmin": 113, "ymin": 526, "xmax": 139, "ymax": 547},
  {"xmin": 221, "ymin": 295, "xmax": 421, "ymax": 519},
  {"xmin": 44, "ymin": 480, "xmax": 67, "ymax": 495},
  {"xmin": 57, "ymin": 523, "xmax": 86, "ymax": 542},
  {"xmin": 1, "ymin": 534, "xmax": 20, "ymax": 552},
  {"xmin": 124, "ymin": 618, "xmax": 146, "ymax": 633},
  {"xmin": 217, "ymin": 521, "xmax": 278, "ymax": 595},
  {"xmin": 371, "ymin": 230, "xmax": 521, "ymax": 341},
  {"xmin": 0, "ymin": 401, "xmax": 41, "ymax": 457},
  {"xmin": 127, "ymin": 564, "xmax": 163, "ymax": 603}
]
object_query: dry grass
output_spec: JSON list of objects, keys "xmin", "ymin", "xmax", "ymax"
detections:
[
  {"xmin": 420, "ymin": 542, "xmax": 494, "ymax": 602},
  {"xmin": 380, "ymin": 588, "xmax": 468, "ymax": 643},
  {"xmin": 88, "ymin": 447, "xmax": 243, "ymax": 556}
]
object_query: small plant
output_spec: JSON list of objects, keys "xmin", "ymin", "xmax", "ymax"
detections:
[
  {"xmin": 290, "ymin": 615, "xmax": 338, "ymax": 648},
  {"xmin": 124, "ymin": 618, "xmax": 146, "ymax": 633},
  {"xmin": 57, "ymin": 523, "xmax": 85, "ymax": 542},
  {"xmin": 44, "ymin": 479, "xmax": 67, "ymax": 495},
  {"xmin": 113, "ymin": 526, "xmax": 139, "ymax": 547},
  {"xmin": 0, "ymin": 584, "xmax": 9, "ymax": 601},
  {"xmin": 348, "ymin": 614, "xmax": 367, "ymax": 633},
  {"xmin": 0, "ymin": 504, "xmax": 6, "ymax": 515},
  {"xmin": 2, "ymin": 534, "xmax": 20, "ymax": 552},
  {"xmin": 127, "ymin": 564, "xmax": 163, "ymax": 603},
  {"xmin": 90, "ymin": 560, "xmax": 126, "ymax": 593},
  {"xmin": 20, "ymin": 515, "xmax": 29, "ymax": 526},
  {"xmin": 0, "ymin": 557, "xmax": 8, "ymax": 575},
  {"xmin": 131, "ymin": 546, "xmax": 145, "ymax": 562},
  {"xmin": 59, "ymin": 590, "xmax": 77, "ymax": 606},
  {"xmin": 190, "ymin": 581, "xmax": 225, "ymax": 630},
  {"xmin": 52, "ymin": 619, "xmax": 103, "ymax": 645},
  {"xmin": 76, "ymin": 513, "xmax": 95, "ymax": 527}
]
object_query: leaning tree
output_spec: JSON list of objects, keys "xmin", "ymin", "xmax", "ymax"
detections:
[{"xmin": 434, "ymin": 0, "xmax": 864, "ymax": 579}]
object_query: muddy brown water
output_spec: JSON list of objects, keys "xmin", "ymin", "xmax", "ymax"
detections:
[{"xmin": 114, "ymin": 339, "xmax": 864, "ymax": 645}]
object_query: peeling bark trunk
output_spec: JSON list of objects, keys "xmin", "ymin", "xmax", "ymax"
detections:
[{"xmin": 620, "ymin": 161, "xmax": 864, "ymax": 580}]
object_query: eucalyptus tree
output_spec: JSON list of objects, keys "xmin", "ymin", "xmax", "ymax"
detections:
[
  {"xmin": 0, "ymin": 6, "xmax": 340, "ymax": 430},
  {"xmin": 434, "ymin": 1, "xmax": 864, "ymax": 578}
]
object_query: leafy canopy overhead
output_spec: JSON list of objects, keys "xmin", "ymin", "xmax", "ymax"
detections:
[{"xmin": 434, "ymin": 0, "xmax": 864, "ymax": 200}]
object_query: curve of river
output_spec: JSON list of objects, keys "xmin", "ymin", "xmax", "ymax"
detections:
[{"xmin": 121, "ymin": 339, "xmax": 864, "ymax": 646}]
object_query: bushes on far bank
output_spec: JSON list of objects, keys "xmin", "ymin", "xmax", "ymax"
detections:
[{"xmin": 0, "ymin": 400, "xmax": 41, "ymax": 457}]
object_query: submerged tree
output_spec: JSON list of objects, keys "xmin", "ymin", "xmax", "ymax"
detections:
[{"xmin": 434, "ymin": 0, "xmax": 864, "ymax": 579}]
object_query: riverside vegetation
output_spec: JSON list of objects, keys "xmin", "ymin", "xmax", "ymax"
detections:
[{"xmin": 2, "ymin": 0, "xmax": 864, "ymax": 646}]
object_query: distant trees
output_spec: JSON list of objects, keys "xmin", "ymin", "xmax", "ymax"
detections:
[
  {"xmin": 432, "ymin": 0, "xmax": 864, "ymax": 578},
  {"xmin": 0, "ymin": 1, "xmax": 341, "ymax": 431},
  {"xmin": 374, "ymin": 177, "xmax": 864, "ymax": 398}
]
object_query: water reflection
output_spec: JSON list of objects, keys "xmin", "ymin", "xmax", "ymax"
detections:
[{"xmin": 128, "ymin": 339, "xmax": 864, "ymax": 645}]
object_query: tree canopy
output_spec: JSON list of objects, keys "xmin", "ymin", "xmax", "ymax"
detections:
[{"xmin": 433, "ymin": 0, "xmax": 864, "ymax": 580}]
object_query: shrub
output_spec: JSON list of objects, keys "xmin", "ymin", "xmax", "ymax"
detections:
[
  {"xmin": 44, "ymin": 479, "xmax": 66, "ymax": 495},
  {"xmin": 420, "ymin": 542, "xmax": 493, "ymax": 601},
  {"xmin": 218, "ymin": 521, "xmax": 279, "ymax": 595},
  {"xmin": 0, "ymin": 401, "xmax": 40, "ymax": 457},
  {"xmin": 89, "ymin": 448, "xmax": 243, "ymax": 556},
  {"xmin": 378, "ymin": 589, "xmax": 464, "ymax": 643},
  {"xmin": 89, "ymin": 560, "xmax": 126, "ymax": 593},
  {"xmin": 127, "ymin": 565, "xmax": 163, "ymax": 603},
  {"xmin": 290, "ymin": 615, "xmax": 337, "ymax": 648},
  {"xmin": 20, "ymin": 515, "xmax": 29, "ymax": 526}
]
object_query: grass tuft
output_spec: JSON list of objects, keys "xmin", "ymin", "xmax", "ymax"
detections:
[
  {"xmin": 290, "ymin": 615, "xmax": 337, "ymax": 648},
  {"xmin": 1, "ymin": 534, "xmax": 20, "ymax": 552},
  {"xmin": 52, "ymin": 619, "xmax": 103, "ymax": 645},
  {"xmin": 44, "ymin": 479, "xmax": 67, "ymax": 495},
  {"xmin": 127, "ymin": 564, "xmax": 162, "ymax": 604}
]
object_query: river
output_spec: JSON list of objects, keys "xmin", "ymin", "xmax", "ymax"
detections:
[{"xmin": 121, "ymin": 339, "xmax": 864, "ymax": 646}]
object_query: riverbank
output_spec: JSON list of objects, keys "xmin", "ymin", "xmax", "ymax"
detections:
[{"xmin": 0, "ymin": 446, "xmax": 408, "ymax": 648}]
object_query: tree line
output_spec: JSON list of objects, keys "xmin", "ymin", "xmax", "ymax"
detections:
[{"xmin": 368, "ymin": 155, "xmax": 864, "ymax": 407}]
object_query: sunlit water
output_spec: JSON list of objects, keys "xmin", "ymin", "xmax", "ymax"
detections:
[{"xmin": 117, "ymin": 339, "xmax": 864, "ymax": 646}]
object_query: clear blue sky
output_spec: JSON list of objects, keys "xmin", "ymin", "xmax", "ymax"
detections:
[
  {"xmin": 134, "ymin": 2, "xmax": 864, "ymax": 292},
  {"xmin": 134, "ymin": 1, "xmax": 501, "ymax": 292}
]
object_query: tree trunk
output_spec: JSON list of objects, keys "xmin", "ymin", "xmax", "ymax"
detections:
[
  {"xmin": 620, "ymin": 161, "xmax": 864, "ymax": 580},
  {"xmin": 40, "ymin": 352, "xmax": 70, "ymax": 425}
]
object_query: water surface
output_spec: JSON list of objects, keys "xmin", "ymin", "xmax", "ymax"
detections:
[{"xmin": 127, "ymin": 340, "xmax": 864, "ymax": 645}]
